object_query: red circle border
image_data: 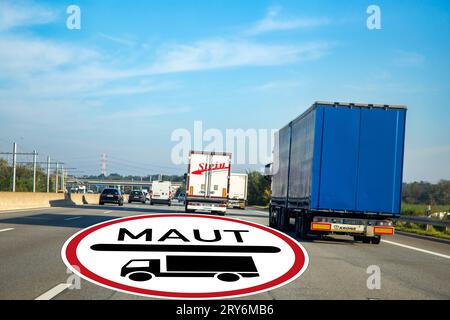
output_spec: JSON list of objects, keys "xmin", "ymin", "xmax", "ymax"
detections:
[{"xmin": 63, "ymin": 214, "xmax": 307, "ymax": 299}]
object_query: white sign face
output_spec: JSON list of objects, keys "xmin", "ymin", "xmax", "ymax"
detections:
[{"xmin": 62, "ymin": 214, "xmax": 309, "ymax": 299}]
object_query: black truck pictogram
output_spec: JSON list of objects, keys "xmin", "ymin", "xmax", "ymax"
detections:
[
  {"xmin": 121, "ymin": 255, "xmax": 259, "ymax": 282},
  {"xmin": 91, "ymin": 243, "xmax": 281, "ymax": 282}
]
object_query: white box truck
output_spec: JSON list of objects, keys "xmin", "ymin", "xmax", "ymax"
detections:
[
  {"xmin": 185, "ymin": 151, "xmax": 231, "ymax": 215},
  {"xmin": 150, "ymin": 181, "xmax": 172, "ymax": 206},
  {"xmin": 228, "ymin": 173, "xmax": 248, "ymax": 209}
]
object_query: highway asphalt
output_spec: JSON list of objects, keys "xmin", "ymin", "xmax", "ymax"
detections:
[{"xmin": 0, "ymin": 202, "xmax": 449, "ymax": 300}]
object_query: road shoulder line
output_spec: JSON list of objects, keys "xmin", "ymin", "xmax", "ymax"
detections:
[
  {"xmin": 381, "ymin": 239, "xmax": 450, "ymax": 259},
  {"xmin": 64, "ymin": 216, "xmax": 81, "ymax": 221},
  {"xmin": 35, "ymin": 283, "xmax": 71, "ymax": 300},
  {"xmin": 396, "ymin": 230, "xmax": 450, "ymax": 245}
]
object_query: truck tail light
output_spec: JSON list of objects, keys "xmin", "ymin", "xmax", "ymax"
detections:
[
  {"xmin": 189, "ymin": 186, "xmax": 193, "ymax": 195},
  {"xmin": 222, "ymin": 188, "xmax": 227, "ymax": 197},
  {"xmin": 311, "ymin": 222, "xmax": 332, "ymax": 231},
  {"xmin": 374, "ymin": 226, "xmax": 394, "ymax": 235}
]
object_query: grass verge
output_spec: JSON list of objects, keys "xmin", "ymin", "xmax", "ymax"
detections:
[
  {"xmin": 394, "ymin": 221, "xmax": 450, "ymax": 241},
  {"xmin": 252, "ymin": 205, "xmax": 269, "ymax": 210},
  {"xmin": 402, "ymin": 203, "xmax": 450, "ymax": 216}
]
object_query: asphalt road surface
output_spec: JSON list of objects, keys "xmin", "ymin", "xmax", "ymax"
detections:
[{"xmin": 0, "ymin": 202, "xmax": 449, "ymax": 300}]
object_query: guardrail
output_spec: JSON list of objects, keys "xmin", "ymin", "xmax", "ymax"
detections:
[{"xmin": 395, "ymin": 215, "xmax": 450, "ymax": 230}]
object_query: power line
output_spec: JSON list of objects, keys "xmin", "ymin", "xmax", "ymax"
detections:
[
  {"xmin": 108, "ymin": 155, "xmax": 182, "ymax": 171},
  {"xmin": 0, "ymin": 142, "xmax": 70, "ymax": 193},
  {"xmin": 108, "ymin": 158, "xmax": 182, "ymax": 173}
]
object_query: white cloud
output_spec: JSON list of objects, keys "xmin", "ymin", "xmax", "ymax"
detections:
[
  {"xmin": 89, "ymin": 82, "xmax": 177, "ymax": 98},
  {"xmin": 395, "ymin": 50, "xmax": 425, "ymax": 67},
  {"xmin": 251, "ymin": 80, "xmax": 303, "ymax": 91},
  {"xmin": 0, "ymin": 1, "xmax": 57, "ymax": 31},
  {"xmin": 148, "ymin": 39, "xmax": 330, "ymax": 74},
  {"xmin": 0, "ymin": 36, "xmax": 97, "ymax": 73},
  {"xmin": 97, "ymin": 33, "xmax": 136, "ymax": 47},
  {"xmin": 246, "ymin": 6, "xmax": 329, "ymax": 36},
  {"xmin": 0, "ymin": 34, "xmax": 330, "ymax": 110},
  {"xmin": 104, "ymin": 106, "xmax": 191, "ymax": 119},
  {"xmin": 0, "ymin": 4, "xmax": 331, "ymax": 111}
]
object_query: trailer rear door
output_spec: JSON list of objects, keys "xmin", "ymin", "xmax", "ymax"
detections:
[
  {"xmin": 187, "ymin": 152, "xmax": 231, "ymax": 199},
  {"xmin": 206, "ymin": 154, "xmax": 231, "ymax": 199}
]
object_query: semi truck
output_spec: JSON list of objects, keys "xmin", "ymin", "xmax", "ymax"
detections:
[
  {"xmin": 270, "ymin": 101, "xmax": 407, "ymax": 244},
  {"xmin": 228, "ymin": 173, "xmax": 248, "ymax": 209},
  {"xmin": 185, "ymin": 151, "xmax": 232, "ymax": 215},
  {"xmin": 150, "ymin": 181, "xmax": 172, "ymax": 206}
]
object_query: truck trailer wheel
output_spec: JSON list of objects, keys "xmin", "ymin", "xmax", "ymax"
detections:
[
  {"xmin": 295, "ymin": 215, "xmax": 301, "ymax": 236},
  {"xmin": 296, "ymin": 213, "xmax": 310, "ymax": 240},
  {"xmin": 269, "ymin": 206, "xmax": 277, "ymax": 228},
  {"xmin": 362, "ymin": 237, "xmax": 371, "ymax": 244},
  {"xmin": 277, "ymin": 208, "xmax": 291, "ymax": 231},
  {"xmin": 185, "ymin": 203, "xmax": 195, "ymax": 213},
  {"xmin": 371, "ymin": 236, "xmax": 381, "ymax": 245}
]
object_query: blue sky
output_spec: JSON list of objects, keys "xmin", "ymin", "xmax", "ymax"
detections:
[{"xmin": 0, "ymin": 0, "xmax": 449, "ymax": 181}]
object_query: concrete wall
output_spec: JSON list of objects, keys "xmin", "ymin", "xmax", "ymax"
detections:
[
  {"xmin": 69, "ymin": 194, "xmax": 128, "ymax": 205},
  {"xmin": 69, "ymin": 194, "xmax": 100, "ymax": 205},
  {"xmin": 0, "ymin": 192, "xmax": 130, "ymax": 211},
  {"xmin": 0, "ymin": 192, "xmax": 69, "ymax": 211},
  {"xmin": 0, "ymin": 192, "xmax": 134, "ymax": 211}
]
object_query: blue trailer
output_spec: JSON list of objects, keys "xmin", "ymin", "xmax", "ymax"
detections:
[{"xmin": 269, "ymin": 101, "xmax": 407, "ymax": 244}]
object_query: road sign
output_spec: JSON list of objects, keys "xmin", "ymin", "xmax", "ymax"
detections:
[{"xmin": 62, "ymin": 214, "xmax": 309, "ymax": 299}]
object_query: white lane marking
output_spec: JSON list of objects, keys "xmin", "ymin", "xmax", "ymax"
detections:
[
  {"xmin": 0, "ymin": 228, "xmax": 14, "ymax": 233},
  {"xmin": 35, "ymin": 283, "xmax": 71, "ymax": 300},
  {"xmin": 64, "ymin": 216, "xmax": 81, "ymax": 221},
  {"xmin": 382, "ymin": 239, "xmax": 450, "ymax": 259},
  {"xmin": 103, "ymin": 211, "xmax": 112, "ymax": 214},
  {"xmin": 28, "ymin": 216, "xmax": 52, "ymax": 220},
  {"xmin": 0, "ymin": 207, "xmax": 55, "ymax": 214}
]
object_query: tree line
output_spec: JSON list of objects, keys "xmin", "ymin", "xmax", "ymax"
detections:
[
  {"xmin": 0, "ymin": 159, "xmax": 54, "ymax": 192},
  {"xmin": 246, "ymin": 175, "xmax": 450, "ymax": 206},
  {"xmin": 402, "ymin": 180, "xmax": 450, "ymax": 205},
  {"xmin": 84, "ymin": 173, "xmax": 184, "ymax": 182}
]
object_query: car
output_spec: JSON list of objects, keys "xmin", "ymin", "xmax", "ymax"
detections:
[
  {"xmin": 99, "ymin": 188, "xmax": 124, "ymax": 206},
  {"xmin": 128, "ymin": 190, "xmax": 147, "ymax": 204}
]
